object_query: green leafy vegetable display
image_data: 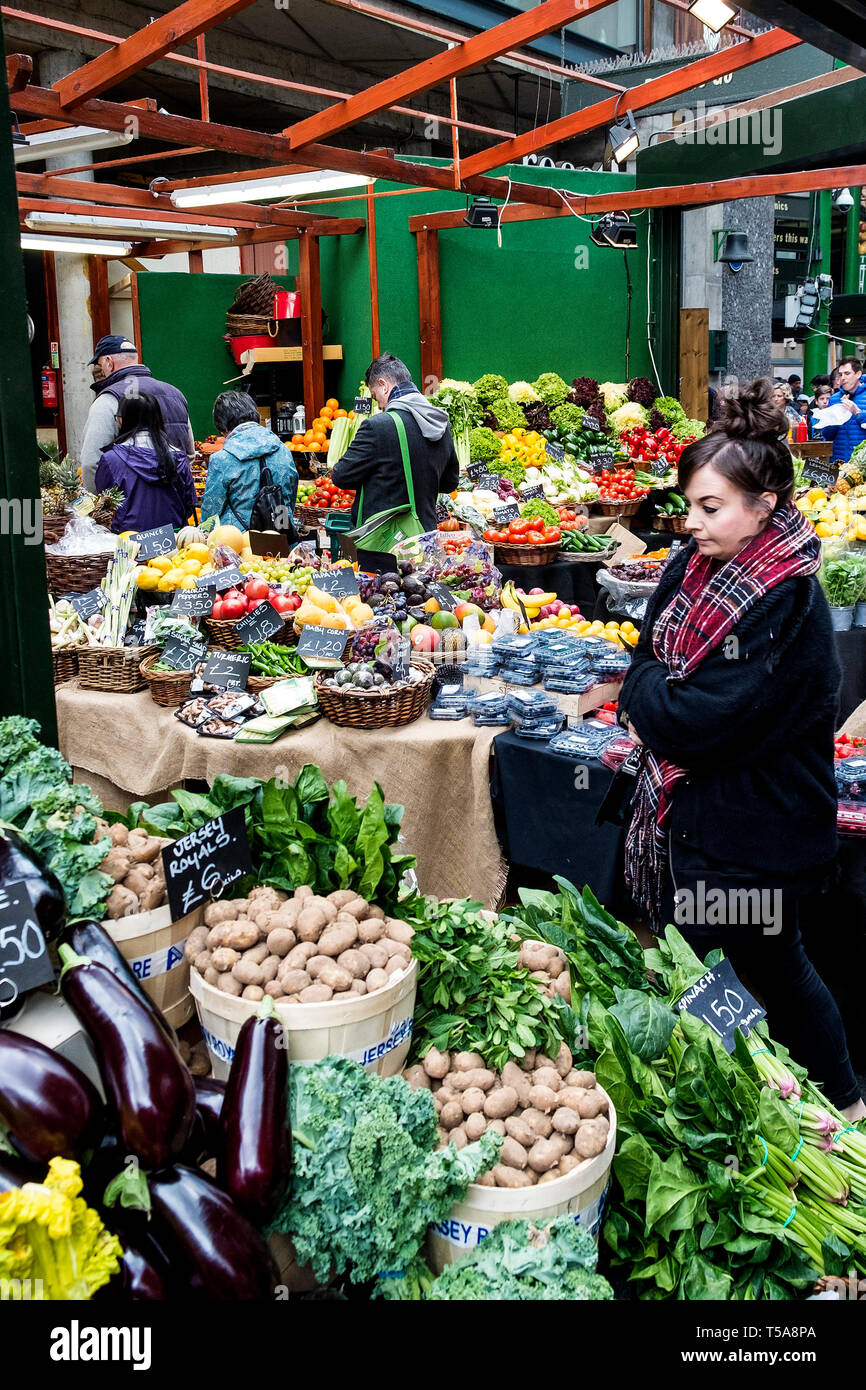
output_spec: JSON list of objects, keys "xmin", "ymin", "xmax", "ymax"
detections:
[
  {"xmin": 532, "ymin": 372, "xmax": 570, "ymax": 409},
  {"xmin": 487, "ymin": 396, "xmax": 528, "ymax": 433},
  {"xmin": 269, "ymin": 1056, "xmax": 500, "ymax": 1283},
  {"xmin": 472, "ymin": 373, "xmax": 508, "ymax": 404},
  {"xmin": 426, "ymin": 1217, "xmax": 613, "ymax": 1301},
  {"xmin": 467, "ymin": 426, "xmax": 502, "ymax": 465},
  {"xmin": 550, "ymin": 403, "xmax": 587, "ymax": 434},
  {"xmin": 520, "ymin": 498, "xmax": 561, "ymax": 527},
  {"xmin": 821, "ymin": 553, "xmax": 866, "ymax": 607},
  {"xmin": 496, "ymin": 457, "xmax": 527, "ymax": 486}
]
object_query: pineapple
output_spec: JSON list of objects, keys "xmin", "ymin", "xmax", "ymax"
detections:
[{"xmin": 40, "ymin": 450, "xmax": 81, "ymax": 516}]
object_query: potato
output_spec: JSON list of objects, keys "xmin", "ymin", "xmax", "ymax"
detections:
[
  {"xmin": 554, "ymin": 974, "xmax": 571, "ymax": 1002},
  {"xmin": 386, "ymin": 957, "xmax": 407, "ymax": 980},
  {"xmin": 518, "ymin": 1050, "xmax": 537, "ymax": 1073},
  {"xmin": 574, "ymin": 1123, "xmax": 608, "ymax": 1159},
  {"xmin": 483, "ymin": 1086, "xmax": 519, "ymax": 1120},
  {"xmin": 491, "ymin": 1165, "xmax": 536, "ymax": 1189},
  {"xmin": 232, "ymin": 958, "xmax": 264, "ymax": 986},
  {"xmin": 141, "ymin": 881, "xmax": 166, "ymax": 912},
  {"xmin": 557, "ymin": 1087, "xmax": 587, "ymax": 1112},
  {"xmin": 551, "ymin": 1106, "xmax": 580, "ymax": 1135},
  {"xmin": 522, "ymin": 1108, "xmax": 553, "ymax": 1140},
  {"xmin": 382, "ymin": 938, "xmax": 411, "ymax": 962},
  {"xmin": 265, "ymin": 981, "xmax": 285, "ymax": 999},
  {"xmin": 532, "ymin": 1066, "xmax": 562, "ymax": 1093},
  {"xmin": 534, "ymin": 1054, "xmax": 558, "ymax": 1071},
  {"xmin": 222, "ymin": 922, "xmax": 259, "ymax": 952},
  {"xmin": 296, "ymin": 906, "xmax": 328, "ymax": 942},
  {"xmin": 105, "ymin": 884, "xmax": 139, "ymax": 919},
  {"xmin": 306, "ymin": 955, "xmax": 331, "ymax": 980},
  {"xmin": 385, "ymin": 919, "xmax": 414, "ymax": 945},
  {"xmin": 108, "ymin": 822, "xmax": 129, "ymax": 846},
  {"xmin": 217, "ymin": 973, "xmax": 243, "ymax": 997},
  {"xmin": 530, "ymin": 969, "xmax": 551, "ymax": 984},
  {"xmin": 475, "ymin": 1170, "xmax": 496, "ymax": 1187},
  {"xmin": 501, "ymin": 1062, "xmax": 532, "ymax": 1107},
  {"xmin": 260, "ymin": 956, "xmax": 280, "ymax": 983},
  {"xmin": 358, "ymin": 941, "xmax": 388, "ymax": 971},
  {"xmin": 538, "ymin": 1167, "xmax": 563, "ymax": 1185},
  {"xmin": 204, "ymin": 966, "xmax": 220, "ymax": 987},
  {"xmin": 193, "ymin": 950, "xmax": 212, "ymax": 974},
  {"xmin": 422, "ymin": 1048, "xmax": 451, "ymax": 1079},
  {"xmin": 464, "ymin": 1112, "xmax": 487, "ymax": 1141},
  {"xmin": 283, "ymin": 942, "xmax": 318, "ymax": 971},
  {"xmin": 452, "ymin": 1068, "xmax": 496, "ymax": 1093},
  {"xmin": 316, "ymin": 961, "xmax": 353, "ymax": 992},
  {"xmin": 298, "ymin": 983, "xmax": 333, "ymax": 1003},
  {"xmin": 453, "ymin": 1052, "xmax": 486, "ymax": 1072},
  {"xmin": 365, "ymin": 905, "xmax": 386, "ymax": 921},
  {"xmin": 205, "ymin": 925, "xmax": 229, "ymax": 949},
  {"xmin": 527, "ymin": 1138, "xmax": 561, "ymax": 1174},
  {"xmin": 440, "ymin": 1101, "xmax": 464, "ymax": 1130},
  {"xmin": 436, "ymin": 1126, "xmax": 449, "ymax": 1148},
  {"xmin": 365, "ymin": 968, "xmax": 388, "ymax": 993},
  {"xmin": 123, "ymin": 867, "xmax": 154, "ymax": 900},
  {"xmin": 357, "ymin": 918, "xmax": 384, "ymax": 943},
  {"xmin": 460, "ymin": 1087, "xmax": 487, "ymax": 1115},
  {"xmin": 126, "ymin": 833, "xmax": 162, "ymax": 864},
  {"xmin": 266, "ymin": 927, "xmax": 296, "ymax": 958},
  {"xmin": 317, "ymin": 923, "xmax": 358, "ymax": 958},
  {"xmin": 241, "ymin": 985, "xmax": 265, "ymax": 1002},
  {"xmin": 567, "ymin": 1070, "xmax": 597, "ymax": 1089},
  {"xmin": 337, "ymin": 949, "xmax": 369, "ymax": 979},
  {"xmin": 210, "ymin": 946, "xmax": 240, "ymax": 972},
  {"xmin": 402, "ymin": 1065, "xmax": 431, "ymax": 1091},
  {"xmin": 328, "ymin": 890, "xmax": 357, "ymax": 909},
  {"xmin": 281, "ymin": 970, "xmax": 311, "ymax": 996},
  {"xmin": 500, "ymin": 1136, "xmax": 528, "ymax": 1170},
  {"xmin": 243, "ymin": 943, "xmax": 270, "ymax": 966},
  {"xmin": 449, "ymin": 1127, "xmax": 468, "ymax": 1150},
  {"xmin": 487, "ymin": 1120, "xmax": 507, "ymax": 1137},
  {"xmin": 527, "ymin": 1085, "xmax": 559, "ymax": 1114},
  {"xmin": 350, "ymin": 979, "xmax": 367, "ymax": 995},
  {"xmin": 554, "ymin": 1043, "xmax": 573, "ymax": 1077},
  {"xmin": 204, "ymin": 901, "xmax": 238, "ymax": 927},
  {"xmin": 577, "ymin": 1090, "xmax": 609, "ymax": 1119},
  {"xmin": 559, "ymin": 1153, "xmax": 581, "ymax": 1175},
  {"xmin": 184, "ymin": 926, "xmax": 209, "ymax": 962},
  {"xmin": 340, "ymin": 897, "xmax": 369, "ymax": 919}
]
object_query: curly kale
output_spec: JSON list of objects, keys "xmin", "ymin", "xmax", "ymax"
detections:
[
  {"xmin": 497, "ymin": 457, "xmax": 527, "ymax": 485},
  {"xmin": 487, "ymin": 396, "xmax": 528, "ymax": 432},
  {"xmin": 550, "ymin": 403, "xmax": 586, "ymax": 434},
  {"xmin": 627, "ymin": 376, "xmax": 657, "ymax": 407},
  {"xmin": 468, "ymin": 426, "xmax": 502, "ymax": 465},
  {"xmin": 0, "ymin": 717, "xmax": 41, "ymax": 779},
  {"xmin": 532, "ymin": 372, "xmax": 570, "ymax": 409},
  {"xmin": 473, "ymin": 373, "xmax": 508, "ymax": 404},
  {"xmin": 425, "ymin": 1217, "xmax": 615, "ymax": 1301},
  {"xmin": 569, "ymin": 376, "xmax": 601, "ymax": 407},
  {"xmin": 270, "ymin": 1057, "xmax": 501, "ymax": 1284}
]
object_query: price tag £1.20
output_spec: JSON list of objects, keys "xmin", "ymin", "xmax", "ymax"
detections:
[{"xmin": 0, "ymin": 881, "xmax": 54, "ymax": 1010}]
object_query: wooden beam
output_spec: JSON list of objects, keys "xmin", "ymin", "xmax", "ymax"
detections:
[
  {"xmin": 130, "ymin": 271, "xmax": 141, "ymax": 356},
  {"xmin": 188, "ymin": 249, "xmax": 204, "ymax": 272},
  {"xmin": 87, "ymin": 256, "xmax": 110, "ymax": 346},
  {"xmin": 6, "ymin": 53, "xmax": 32, "ymax": 92},
  {"xmin": 416, "ymin": 229, "xmax": 442, "ymax": 391},
  {"xmin": 54, "ymin": 0, "xmax": 261, "ymax": 107},
  {"xmin": 285, "ymin": 0, "xmax": 616, "ymax": 149},
  {"xmin": 196, "ymin": 35, "xmax": 209, "ymax": 123},
  {"xmin": 162, "ymin": 162, "xmax": 320, "ymax": 191},
  {"xmin": 367, "ymin": 186, "xmax": 380, "ymax": 360},
  {"xmin": 679, "ymin": 308, "xmax": 708, "ymax": 421},
  {"xmin": 298, "ymin": 233, "xmax": 324, "ymax": 420},
  {"xmin": 19, "ymin": 196, "xmax": 261, "ymax": 232},
  {"xmin": 11, "ymin": 85, "xmax": 564, "ymax": 209},
  {"xmin": 580, "ymin": 162, "xmax": 866, "ymax": 213},
  {"xmin": 133, "ymin": 217, "xmax": 364, "ymax": 257},
  {"xmin": 410, "ymin": 201, "xmax": 570, "ymax": 232},
  {"xmin": 458, "ymin": 28, "xmax": 801, "ymax": 178}
]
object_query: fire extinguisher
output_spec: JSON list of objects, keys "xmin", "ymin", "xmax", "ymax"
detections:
[{"xmin": 41, "ymin": 366, "xmax": 58, "ymax": 410}]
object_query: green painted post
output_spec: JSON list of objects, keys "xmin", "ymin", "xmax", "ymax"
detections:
[
  {"xmin": 0, "ymin": 23, "xmax": 58, "ymax": 742},
  {"xmin": 841, "ymin": 186, "xmax": 863, "ymax": 356},
  {"xmin": 803, "ymin": 190, "xmax": 832, "ymax": 387}
]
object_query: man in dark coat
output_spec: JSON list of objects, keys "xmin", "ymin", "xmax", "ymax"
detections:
[
  {"xmin": 331, "ymin": 354, "xmax": 459, "ymax": 531},
  {"xmin": 80, "ymin": 335, "xmax": 194, "ymax": 491}
]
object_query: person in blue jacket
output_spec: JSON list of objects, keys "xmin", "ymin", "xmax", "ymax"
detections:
[
  {"xmin": 200, "ymin": 391, "xmax": 298, "ymax": 532},
  {"xmin": 822, "ymin": 356, "xmax": 866, "ymax": 463}
]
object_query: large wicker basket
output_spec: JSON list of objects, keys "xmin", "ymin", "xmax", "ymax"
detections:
[
  {"xmin": 653, "ymin": 514, "xmax": 690, "ymax": 533},
  {"xmin": 139, "ymin": 651, "xmax": 200, "ymax": 707},
  {"xmin": 205, "ymin": 615, "xmax": 293, "ymax": 651},
  {"xmin": 45, "ymin": 551, "xmax": 112, "ymax": 594},
  {"xmin": 52, "ymin": 648, "xmax": 79, "ymax": 686},
  {"xmin": 77, "ymin": 643, "xmax": 158, "ymax": 693},
  {"xmin": 314, "ymin": 658, "xmax": 434, "ymax": 728},
  {"xmin": 493, "ymin": 541, "xmax": 561, "ymax": 566},
  {"xmin": 43, "ymin": 513, "xmax": 69, "ymax": 545},
  {"xmin": 593, "ymin": 498, "xmax": 643, "ymax": 518}
]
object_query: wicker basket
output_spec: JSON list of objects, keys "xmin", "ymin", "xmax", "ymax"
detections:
[
  {"xmin": 52, "ymin": 648, "xmax": 79, "ymax": 686},
  {"xmin": 314, "ymin": 658, "xmax": 434, "ymax": 728},
  {"xmin": 225, "ymin": 312, "xmax": 271, "ymax": 334},
  {"xmin": 593, "ymin": 498, "xmax": 643, "ymax": 518},
  {"xmin": 230, "ymin": 272, "xmax": 278, "ymax": 317},
  {"xmin": 247, "ymin": 673, "xmax": 280, "ymax": 693},
  {"xmin": 78, "ymin": 643, "xmax": 159, "ymax": 693},
  {"xmin": 653, "ymin": 514, "xmax": 690, "ymax": 533},
  {"xmin": 205, "ymin": 615, "xmax": 293, "ymax": 651},
  {"xmin": 43, "ymin": 513, "xmax": 69, "ymax": 545},
  {"xmin": 45, "ymin": 551, "xmax": 112, "ymax": 594},
  {"xmin": 493, "ymin": 541, "xmax": 561, "ymax": 566},
  {"xmin": 139, "ymin": 651, "xmax": 198, "ymax": 707}
]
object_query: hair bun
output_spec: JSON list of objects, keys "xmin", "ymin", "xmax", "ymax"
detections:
[{"xmin": 716, "ymin": 378, "xmax": 786, "ymax": 442}]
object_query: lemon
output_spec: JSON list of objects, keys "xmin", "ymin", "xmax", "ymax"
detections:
[
  {"xmin": 180, "ymin": 558, "xmax": 201, "ymax": 575},
  {"xmin": 178, "ymin": 575, "xmax": 198, "ymax": 589},
  {"xmin": 135, "ymin": 566, "xmax": 159, "ymax": 590},
  {"xmin": 157, "ymin": 576, "xmax": 175, "ymax": 592},
  {"xmin": 148, "ymin": 555, "xmax": 173, "ymax": 574}
]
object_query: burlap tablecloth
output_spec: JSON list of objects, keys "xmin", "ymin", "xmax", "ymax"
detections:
[{"xmin": 56, "ymin": 681, "xmax": 507, "ymax": 907}]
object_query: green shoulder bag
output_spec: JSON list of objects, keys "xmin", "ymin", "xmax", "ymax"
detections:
[{"xmin": 346, "ymin": 411, "xmax": 426, "ymax": 552}]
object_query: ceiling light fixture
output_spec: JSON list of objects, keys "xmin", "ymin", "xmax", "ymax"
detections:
[
  {"xmin": 463, "ymin": 196, "xmax": 500, "ymax": 228},
  {"xmin": 21, "ymin": 233, "xmax": 131, "ymax": 255},
  {"xmin": 170, "ymin": 170, "xmax": 373, "ymax": 209},
  {"xmin": 608, "ymin": 110, "xmax": 639, "ymax": 165},
  {"xmin": 590, "ymin": 211, "xmax": 637, "ymax": 249},
  {"xmin": 24, "ymin": 211, "xmax": 237, "ymax": 242},
  {"xmin": 14, "ymin": 124, "xmax": 134, "ymax": 165},
  {"xmin": 687, "ymin": 0, "xmax": 737, "ymax": 33}
]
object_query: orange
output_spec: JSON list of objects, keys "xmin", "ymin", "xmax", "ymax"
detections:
[
  {"xmin": 336, "ymin": 408, "xmax": 348, "ymax": 418},
  {"xmin": 303, "ymin": 430, "xmax": 314, "ymax": 443},
  {"xmin": 291, "ymin": 433, "xmax": 304, "ymax": 445},
  {"xmin": 320, "ymin": 405, "xmax": 334, "ymax": 419},
  {"xmin": 308, "ymin": 441, "xmax": 323, "ymax": 451},
  {"xmin": 326, "ymin": 397, "xmax": 339, "ymax": 411}
]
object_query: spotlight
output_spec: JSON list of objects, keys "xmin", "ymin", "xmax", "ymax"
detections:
[
  {"xmin": 608, "ymin": 111, "xmax": 639, "ymax": 165},
  {"xmin": 590, "ymin": 211, "xmax": 637, "ymax": 250},
  {"xmin": 687, "ymin": 0, "xmax": 737, "ymax": 33},
  {"xmin": 463, "ymin": 196, "xmax": 500, "ymax": 229}
]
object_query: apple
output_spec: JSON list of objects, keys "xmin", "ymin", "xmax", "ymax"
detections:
[
  {"xmin": 529, "ymin": 587, "xmax": 544, "ymax": 596},
  {"xmin": 410, "ymin": 624, "xmax": 440, "ymax": 652}
]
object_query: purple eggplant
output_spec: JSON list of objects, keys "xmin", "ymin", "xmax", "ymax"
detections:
[
  {"xmin": 0, "ymin": 827, "xmax": 65, "ymax": 942},
  {"xmin": 218, "ymin": 994, "xmax": 291, "ymax": 1224},
  {"xmin": 0, "ymin": 1152, "xmax": 43, "ymax": 1192},
  {"xmin": 147, "ymin": 1165, "xmax": 279, "ymax": 1300},
  {"xmin": 58, "ymin": 919, "xmax": 175, "ymax": 1042},
  {"xmin": 182, "ymin": 1076, "xmax": 226, "ymax": 1165},
  {"xmin": 0, "ymin": 1030, "xmax": 104, "ymax": 1165},
  {"xmin": 58, "ymin": 945, "xmax": 195, "ymax": 1170},
  {"xmin": 100, "ymin": 1236, "xmax": 169, "ymax": 1302}
]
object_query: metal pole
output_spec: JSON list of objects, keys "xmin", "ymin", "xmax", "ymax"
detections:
[
  {"xmin": 803, "ymin": 189, "xmax": 832, "ymax": 386},
  {"xmin": 841, "ymin": 186, "xmax": 862, "ymax": 355}
]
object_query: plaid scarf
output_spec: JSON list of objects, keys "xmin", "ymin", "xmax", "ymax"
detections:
[{"xmin": 624, "ymin": 503, "xmax": 821, "ymax": 929}]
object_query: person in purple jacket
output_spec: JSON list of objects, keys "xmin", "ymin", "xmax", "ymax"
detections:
[{"xmin": 95, "ymin": 394, "xmax": 197, "ymax": 534}]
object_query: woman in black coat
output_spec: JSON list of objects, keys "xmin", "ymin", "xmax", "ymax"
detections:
[{"xmin": 618, "ymin": 378, "xmax": 863, "ymax": 1115}]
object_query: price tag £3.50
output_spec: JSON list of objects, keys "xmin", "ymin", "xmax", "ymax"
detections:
[{"xmin": 0, "ymin": 881, "xmax": 54, "ymax": 1009}]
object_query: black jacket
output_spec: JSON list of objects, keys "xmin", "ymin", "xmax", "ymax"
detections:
[
  {"xmin": 618, "ymin": 542, "xmax": 840, "ymax": 876},
  {"xmin": 331, "ymin": 408, "xmax": 459, "ymax": 531}
]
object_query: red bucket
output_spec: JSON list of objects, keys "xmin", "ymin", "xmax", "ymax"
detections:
[
  {"xmin": 225, "ymin": 333, "xmax": 272, "ymax": 365},
  {"xmin": 273, "ymin": 290, "xmax": 300, "ymax": 319}
]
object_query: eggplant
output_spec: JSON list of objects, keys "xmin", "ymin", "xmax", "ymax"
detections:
[
  {"xmin": 0, "ymin": 1030, "xmax": 104, "ymax": 1165},
  {"xmin": 58, "ymin": 919, "xmax": 175, "ymax": 1043},
  {"xmin": 182, "ymin": 1076, "xmax": 227, "ymax": 1165},
  {"xmin": 99, "ymin": 1235, "xmax": 169, "ymax": 1302},
  {"xmin": 0, "ymin": 1151, "xmax": 43, "ymax": 1192},
  {"xmin": 148, "ymin": 1165, "xmax": 279, "ymax": 1300},
  {"xmin": 58, "ymin": 946, "xmax": 195, "ymax": 1170},
  {"xmin": 218, "ymin": 995, "xmax": 291, "ymax": 1224},
  {"xmin": 0, "ymin": 827, "xmax": 65, "ymax": 942}
]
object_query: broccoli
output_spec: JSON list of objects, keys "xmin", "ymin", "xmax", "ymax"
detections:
[
  {"xmin": 550, "ymin": 403, "xmax": 587, "ymax": 434},
  {"xmin": 468, "ymin": 426, "xmax": 502, "ymax": 464},
  {"xmin": 532, "ymin": 372, "xmax": 570, "ymax": 409},
  {"xmin": 473, "ymin": 372, "xmax": 508, "ymax": 404},
  {"xmin": 0, "ymin": 716, "xmax": 41, "ymax": 779},
  {"xmin": 487, "ymin": 396, "xmax": 528, "ymax": 432}
]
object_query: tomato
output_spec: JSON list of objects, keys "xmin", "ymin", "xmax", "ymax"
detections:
[
  {"xmin": 511, "ymin": 517, "xmax": 533, "ymax": 535},
  {"xmin": 482, "ymin": 528, "xmax": 499, "ymax": 542},
  {"xmin": 524, "ymin": 529, "xmax": 545, "ymax": 544},
  {"xmin": 541, "ymin": 526, "xmax": 561, "ymax": 543}
]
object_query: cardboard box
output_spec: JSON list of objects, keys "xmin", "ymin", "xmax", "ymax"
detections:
[{"xmin": 577, "ymin": 521, "xmax": 646, "ymax": 567}]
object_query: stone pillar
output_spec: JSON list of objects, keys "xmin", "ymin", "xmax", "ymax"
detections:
[
  {"xmin": 37, "ymin": 50, "xmax": 99, "ymax": 461},
  {"xmin": 721, "ymin": 195, "xmax": 775, "ymax": 388}
]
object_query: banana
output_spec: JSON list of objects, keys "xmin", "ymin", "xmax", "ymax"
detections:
[
  {"xmin": 500, "ymin": 581, "xmax": 521, "ymax": 610},
  {"xmin": 514, "ymin": 588, "xmax": 557, "ymax": 606}
]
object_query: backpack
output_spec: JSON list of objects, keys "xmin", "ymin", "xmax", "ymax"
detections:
[{"xmin": 248, "ymin": 456, "xmax": 299, "ymax": 543}]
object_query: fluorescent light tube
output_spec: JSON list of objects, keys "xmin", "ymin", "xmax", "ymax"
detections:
[
  {"xmin": 21, "ymin": 233, "xmax": 131, "ymax": 255},
  {"xmin": 171, "ymin": 170, "xmax": 373, "ymax": 209},
  {"xmin": 14, "ymin": 125, "xmax": 134, "ymax": 165},
  {"xmin": 25, "ymin": 211, "xmax": 237, "ymax": 241}
]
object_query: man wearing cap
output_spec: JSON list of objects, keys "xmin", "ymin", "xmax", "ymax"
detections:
[{"xmin": 80, "ymin": 335, "xmax": 195, "ymax": 492}]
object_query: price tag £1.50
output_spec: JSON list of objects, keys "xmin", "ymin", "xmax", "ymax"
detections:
[
  {"xmin": 676, "ymin": 957, "xmax": 765, "ymax": 1053},
  {"xmin": 0, "ymin": 881, "xmax": 54, "ymax": 1009}
]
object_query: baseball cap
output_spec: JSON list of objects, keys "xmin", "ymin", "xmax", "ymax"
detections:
[{"xmin": 89, "ymin": 335, "xmax": 137, "ymax": 364}]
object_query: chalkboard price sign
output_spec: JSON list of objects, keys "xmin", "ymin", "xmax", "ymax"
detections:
[
  {"xmin": 545, "ymin": 441, "xmax": 566, "ymax": 463},
  {"xmin": 427, "ymin": 581, "xmax": 457, "ymax": 612},
  {"xmin": 0, "ymin": 881, "xmax": 54, "ymax": 1010},
  {"xmin": 801, "ymin": 457, "xmax": 839, "ymax": 491},
  {"xmin": 136, "ymin": 524, "xmax": 176, "ymax": 562},
  {"xmin": 249, "ymin": 529, "xmax": 291, "ymax": 557},
  {"xmin": 520, "ymin": 484, "xmax": 546, "ymax": 501},
  {"xmin": 476, "ymin": 472, "xmax": 502, "ymax": 493},
  {"xmin": 162, "ymin": 806, "xmax": 253, "ymax": 921},
  {"xmin": 466, "ymin": 461, "xmax": 486, "ymax": 482},
  {"xmin": 435, "ymin": 504, "xmax": 452, "ymax": 524},
  {"xmin": 493, "ymin": 503, "xmax": 520, "ymax": 525},
  {"xmin": 70, "ymin": 588, "xmax": 107, "ymax": 621},
  {"xmin": 202, "ymin": 651, "xmax": 251, "ymax": 690},
  {"xmin": 317, "ymin": 567, "xmax": 359, "ymax": 599},
  {"xmin": 196, "ymin": 566, "xmax": 244, "ymax": 593},
  {"xmin": 297, "ymin": 625, "xmax": 351, "ymax": 665},
  {"xmin": 582, "ymin": 416, "xmax": 602, "ymax": 433},
  {"xmin": 651, "ymin": 457, "xmax": 672, "ymax": 477},
  {"xmin": 392, "ymin": 636, "xmax": 411, "ymax": 681},
  {"xmin": 590, "ymin": 452, "xmax": 616, "ymax": 473},
  {"xmin": 353, "ymin": 396, "xmax": 373, "ymax": 415},
  {"xmin": 676, "ymin": 957, "xmax": 764, "ymax": 1054},
  {"xmin": 161, "ymin": 636, "xmax": 208, "ymax": 672},
  {"xmin": 235, "ymin": 600, "xmax": 286, "ymax": 645},
  {"xmin": 170, "ymin": 586, "xmax": 214, "ymax": 618}
]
